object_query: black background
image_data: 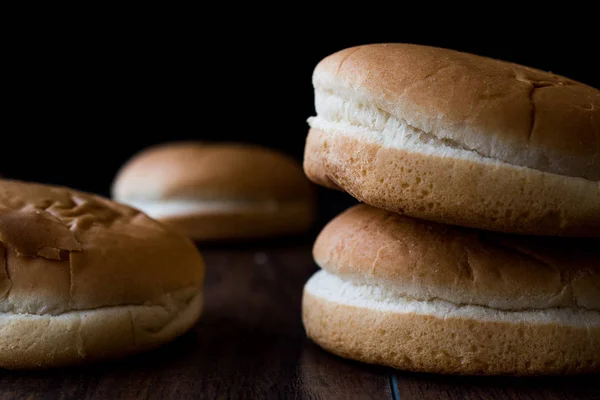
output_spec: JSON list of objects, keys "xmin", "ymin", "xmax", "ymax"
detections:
[{"xmin": 4, "ymin": 19, "xmax": 598, "ymax": 228}]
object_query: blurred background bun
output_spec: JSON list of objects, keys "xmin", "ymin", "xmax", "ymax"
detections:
[{"xmin": 112, "ymin": 142, "xmax": 316, "ymax": 241}]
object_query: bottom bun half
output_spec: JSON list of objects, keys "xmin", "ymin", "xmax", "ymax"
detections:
[
  {"xmin": 302, "ymin": 270, "xmax": 600, "ymax": 376},
  {"xmin": 0, "ymin": 287, "xmax": 202, "ymax": 369}
]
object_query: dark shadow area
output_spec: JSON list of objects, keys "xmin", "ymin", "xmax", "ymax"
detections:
[
  {"xmin": 194, "ymin": 234, "xmax": 316, "ymax": 250},
  {"xmin": 3, "ymin": 25, "xmax": 596, "ymax": 228},
  {"xmin": 297, "ymin": 341, "xmax": 393, "ymax": 399}
]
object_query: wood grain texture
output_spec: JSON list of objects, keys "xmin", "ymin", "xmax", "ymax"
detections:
[
  {"xmin": 0, "ymin": 243, "xmax": 598, "ymax": 400},
  {"xmin": 0, "ymin": 243, "xmax": 391, "ymax": 400},
  {"xmin": 394, "ymin": 371, "xmax": 600, "ymax": 400}
]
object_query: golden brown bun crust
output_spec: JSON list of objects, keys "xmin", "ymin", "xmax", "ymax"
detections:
[
  {"xmin": 304, "ymin": 128, "xmax": 600, "ymax": 236},
  {"xmin": 303, "ymin": 292, "xmax": 600, "ymax": 376},
  {"xmin": 313, "ymin": 204, "xmax": 600, "ymax": 311},
  {"xmin": 0, "ymin": 179, "xmax": 204, "ymax": 368},
  {"xmin": 303, "ymin": 129, "xmax": 341, "ymax": 191},
  {"xmin": 314, "ymin": 43, "xmax": 600, "ymax": 180},
  {"xmin": 112, "ymin": 142, "xmax": 314, "ymax": 202}
]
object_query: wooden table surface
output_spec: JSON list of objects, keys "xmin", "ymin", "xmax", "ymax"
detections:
[{"xmin": 1, "ymin": 242, "xmax": 598, "ymax": 399}]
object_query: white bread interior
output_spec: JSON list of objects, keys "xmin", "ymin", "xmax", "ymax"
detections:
[
  {"xmin": 306, "ymin": 270, "xmax": 599, "ymax": 327},
  {"xmin": 0, "ymin": 287, "xmax": 202, "ymax": 369},
  {"xmin": 303, "ymin": 270, "xmax": 600, "ymax": 375},
  {"xmin": 309, "ymin": 90, "xmax": 578, "ymax": 171},
  {"xmin": 126, "ymin": 198, "xmax": 304, "ymax": 219}
]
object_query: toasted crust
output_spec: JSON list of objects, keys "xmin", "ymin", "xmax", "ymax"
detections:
[
  {"xmin": 312, "ymin": 43, "xmax": 600, "ymax": 180},
  {"xmin": 0, "ymin": 179, "xmax": 204, "ymax": 368},
  {"xmin": 313, "ymin": 204, "xmax": 600, "ymax": 311},
  {"xmin": 112, "ymin": 142, "xmax": 314, "ymax": 202},
  {"xmin": 302, "ymin": 290, "xmax": 600, "ymax": 376},
  {"xmin": 304, "ymin": 128, "xmax": 600, "ymax": 236}
]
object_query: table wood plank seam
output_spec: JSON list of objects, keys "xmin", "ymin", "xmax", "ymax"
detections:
[{"xmin": 390, "ymin": 373, "xmax": 401, "ymax": 400}]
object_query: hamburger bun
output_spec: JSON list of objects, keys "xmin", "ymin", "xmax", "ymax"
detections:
[
  {"xmin": 302, "ymin": 204, "xmax": 600, "ymax": 375},
  {"xmin": 112, "ymin": 142, "xmax": 315, "ymax": 241},
  {"xmin": 0, "ymin": 179, "xmax": 204, "ymax": 369},
  {"xmin": 305, "ymin": 43, "xmax": 600, "ymax": 236}
]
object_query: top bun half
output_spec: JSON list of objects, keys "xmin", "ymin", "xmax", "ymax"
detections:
[
  {"xmin": 0, "ymin": 179, "xmax": 204, "ymax": 316},
  {"xmin": 311, "ymin": 43, "xmax": 600, "ymax": 180}
]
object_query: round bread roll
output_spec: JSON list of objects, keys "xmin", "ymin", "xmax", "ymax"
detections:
[
  {"xmin": 0, "ymin": 179, "xmax": 204, "ymax": 369},
  {"xmin": 302, "ymin": 204, "xmax": 600, "ymax": 375},
  {"xmin": 305, "ymin": 43, "xmax": 600, "ymax": 236},
  {"xmin": 112, "ymin": 142, "xmax": 315, "ymax": 241}
]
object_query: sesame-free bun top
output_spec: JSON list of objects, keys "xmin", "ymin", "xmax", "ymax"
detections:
[
  {"xmin": 113, "ymin": 142, "xmax": 313, "ymax": 203},
  {"xmin": 311, "ymin": 43, "xmax": 599, "ymax": 180},
  {"xmin": 112, "ymin": 142, "xmax": 315, "ymax": 240},
  {"xmin": 0, "ymin": 179, "xmax": 204, "ymax": 369},
  {"xmin": 306, "ymin": 44, "xmax": 600, "ymax": 236},
  {"xmin": 313, "ymin": 204, "xmax": 600, "ymax": 311}
]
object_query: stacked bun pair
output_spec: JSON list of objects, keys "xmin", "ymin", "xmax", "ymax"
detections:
[{"xmin": 301, "ymin": 44, "xmax": 600, "ymax": 375}]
